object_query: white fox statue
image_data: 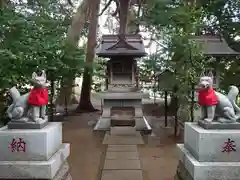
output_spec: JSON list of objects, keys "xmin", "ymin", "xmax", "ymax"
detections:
[
  {"xmin": 198, "ymin": 72, "xmax": 240, "ymax": 123},
  {"xmin": 6, "ymin": 70, "xmax": 48, "ymax": 123}
]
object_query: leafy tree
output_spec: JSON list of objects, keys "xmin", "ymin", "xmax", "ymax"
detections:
[
  {"xmin": 197, "ymin": 0, "xmax": 240, "ymax": 51},
  {"xmin": 142, "ymin": 0, "xmax": 205, "ymax": 101},
  {"xmin": 57, "ymin": 0, "xmax": 90, "ymax": 105},
  {"xmin": 0, "ymin": 0, "xmax": 85, "ymax": 123}
]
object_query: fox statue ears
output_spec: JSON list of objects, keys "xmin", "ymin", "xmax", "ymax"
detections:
[
  {"xmin": 41, "ymin": 70, "xmax": 46, "ymax": 78},
  {"xmin": 208, "ymin": 71, "xmax": 214, "ymax": 78},
  {"xmin": 32, "ymin": 70, "xmax": 46, "ymax": 79},
  {"xmin": 200, "ymin": 71, "xmax": 214, "ymax": 78},
  {"xmin": 32, "ymin": 72, "xmax": 37, "ymax": 79}
]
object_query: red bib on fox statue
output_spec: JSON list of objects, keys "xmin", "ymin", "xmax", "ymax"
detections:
[
  {"xmin": 28, "ymin": 88, "xmax": 48, "ymax": 106},
  {"xmin": 198, "ymin": 88, "xmax": 218, "ymax": 106}
]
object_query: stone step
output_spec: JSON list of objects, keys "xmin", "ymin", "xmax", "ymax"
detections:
[
  {"xmin": 111, "ymin": 119, "xmax": 135, "ymax": 127},
  {"xmin": 110, "ymin": 127, "xmax": 137, "ymax": 136},
  {"xmin": 106, "ymin": 151, "xmax": 139, "ymax": 160},
  {"xmin": 104, "ymin": 159, "xmax": 141, "ymax": 170},
  {"xmin": 107, "ymin": 145, "xmax": 138, "ymax": 152},
  {"xmin": 103, "ymin": 133, "xmax": 144, "ymax": 145},
  {"xmin": 101, "ymin": 170, "xmax": 143, "ymax": 180}
]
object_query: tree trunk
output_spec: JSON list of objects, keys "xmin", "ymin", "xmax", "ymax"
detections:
[
  {"xmin": 56, "ymin": 0, "xmax": 90, "ymax": 106},
  {"xmin": 76, "ymin": 0, "xmax": 100, "ymax": 112}
]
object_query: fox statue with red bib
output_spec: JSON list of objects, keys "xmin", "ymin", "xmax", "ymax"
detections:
[
  {"xmin": 6, "ymin": 70, "xmax": 48, "ymax": 123},
  {"xmin": 198, "ymin": 71, "xmax": 240, "ymax": 123}
]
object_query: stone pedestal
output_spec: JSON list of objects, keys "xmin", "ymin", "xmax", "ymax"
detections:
[
  {"xmin": 0, "ymin": 122, "xmax": 70, "ymax": 179},
  {"xmin": 176, "ymin": 122, "xmax": 240, "ymax": 180},
  {"xmin": 94, "ymin": 92, "xmax": 151, "ymax": 133}
]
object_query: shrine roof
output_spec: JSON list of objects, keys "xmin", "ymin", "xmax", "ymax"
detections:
[
  {"xmin": 191, "ymin": 35, "xmax": 240, "ymax": 56},
  {"xmin": 96, "ymin": 34, "xmax": 147, "ymax": 57}
]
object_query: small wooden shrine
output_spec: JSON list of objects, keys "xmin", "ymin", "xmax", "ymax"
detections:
[
  {"xmin": 93, "ymin": 0, "xmax": 151, "ymax": 132},
  {"xmin": 97, "ymin": 34, "xmax": 146, "ymax": 92}
]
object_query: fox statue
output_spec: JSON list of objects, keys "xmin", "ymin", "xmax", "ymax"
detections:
[
  {"xmin": 6, "ymin": 70, "xmax": 48, "ymax": 123},
  {"xmin": 198, "ymin": 71, "xmax": 240, "ymax": 123}
]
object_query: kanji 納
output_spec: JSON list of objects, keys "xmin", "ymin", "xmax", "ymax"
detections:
[{"xmin": 9, "ymin": 138, "xmax": 26, "ymax": 152}]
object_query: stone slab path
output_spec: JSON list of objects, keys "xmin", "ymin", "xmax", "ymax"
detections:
[{"xmin": 101, "ymin": 127, "xmax": 144, "ymax": 180}]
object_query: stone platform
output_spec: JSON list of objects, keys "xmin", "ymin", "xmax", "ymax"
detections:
[
  {"xmin": 0, "ymin": 122, "xmax": 70, "ymax": 179},
  {"xmin": 0, "ymin": 143, "xmax": 70, "ymax": 179},
  {"xmin": 177, "ymin": 144, "xmax": 240, "ymax": 180},
  {"xmin": 103, "ymin": 127, "xmax": 144, "ymax": 145},
  {"xmin": 99, "ymin": 92, "xmax": 144, "ymax": 99},
  {"xmin": 184, "ymin": 122, "xmax": 240, "ymax": 162},
  {"xmin": 51, "ymin": 161, "xmax": 72, "ymax": 180},
  {"xmin": 111, "ymin": 117, "xmax": 135, "ymax": 127},
  {"xmin": 8, "ymin": 118, "xmax": 48, "ymax": 129},
  {"xmin": 0, "ymin": 122, "xmax": 62, "ymax": 161},
  {"xmin": 94, "ymin": 91, "xmax": 152, "ymax": 133},
  {"xmin": 198, "ymin": 120, "xmax": 240, "ymax": 129},
  {"xmin": 101, "ymin": 127, "xmax": 144, "ymax": 180},
  {"xmin": 94, "ymin": 116, "xmax": 152, "ymax": 134},
  {"xmin": 0, "ymin": 161, "xmax": 72, "ymax": 180}
]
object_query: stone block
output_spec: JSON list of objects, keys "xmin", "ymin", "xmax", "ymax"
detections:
[
  {"xmin": 0, "ymin": 122, "xmax": 62, "ymax": 161},
  {"xmin": 101, "ymin": 170, "xmax": 143, "ymax": 180},
  {"xmin": 110, "ymin": 127, "xmax": 137, "ymax": 136},
  {"xmin": 53, "ymin": 161, "xmax": 71, "ymax": 180},
  {"xmin": 177, "ymin": 144, "xmax": 240, "ymax": 180},
  {"xmin": 94, "ymin": 117, "xmax": 111, "ymax": 131},
  {"xmin": 8, "ymin": 118, "xmax": 48, "ymax": 129},
  {"xmin": 106, "ymin": 151, "xmax": 139, "ymax": 160},
  {"xmin": 102, "ymin": 108, "xmax": 111, "ymax": 117},
  {"xmin": 135, "ymin": 117, "xmax": 152, "ymax": 134},
  {"xmin": 107, "ymin": 145, "xmax": 138, "ymax": 152},
  {"xmin": 135, "ymin": 107, "xmax": 143, "ymax": 117},
  {"xmin": 104, "ymin": 159, "xmax": 141, "ymax": 170},
  {"xmin": 0, "ymin": 143, "xmax": 70, "ymax": 179},
  {"xmin": 100, "ymin": 92, "xmax": 144, "ymax": 100},
  {"xmin": 198, "ymin": 120, "xmax": 240, "ymax": 129},
  {"xmin": 103, "ymin": 100, "xmax": 122, "ymax": 108},
  {"xmin": 111, "ymin": 119, "xmax": 135, "ymax": 127},
  {"xmin": 103, "ymin": 133, "xmax": 144, "ymax": 145},
  {"xmin": 122, "ymin": 100, "xmax": 142, "ymax": 107},
  {"xmin": 184, "ymin": 122, "xmax": 240, "ymax": 162}
]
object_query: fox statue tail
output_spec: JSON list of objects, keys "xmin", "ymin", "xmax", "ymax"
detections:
[{"xmin": 227, "ymin": 86, "xmax": 240, "ymax": 114}]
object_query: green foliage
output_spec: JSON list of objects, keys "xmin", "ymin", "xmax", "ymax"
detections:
[
  {"xmin": 200, "ymin": 0, "xmax": 240, "ymax": 53},
  {"xmin": 0, "ymin": 0, "xmax": 85, "ymax": 122},
  {"xmin": 92, "ymin": 57, "xmax": 106, "ymax": 92},
  {"xmin": 0, "ymin": 0, "xmax": 85, "ymax": 88},
  {"xmin": 141, "ymin": 0, "xmax": 206, "ymax": 102}
]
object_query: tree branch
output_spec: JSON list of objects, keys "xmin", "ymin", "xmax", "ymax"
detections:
[
  {"xmin": 112, "ymin": 0, "xmax": 120, "ymax": 17},
  {"xmin": 135, "ymin": 0, "xmax": 142, "ymax": 34},
  {"xmin": 68, "ymin": 0, "xmax": 74, "ymax": 6},
  {"xmin": 144, "ymin": 32, "xmax": 154, "ymax": 48},
  {"xmin": 98, "ymin": 0, "xmax": 113, "ymax": 16}
]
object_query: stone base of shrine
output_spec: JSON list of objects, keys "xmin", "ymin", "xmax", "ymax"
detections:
[
  {"xmin": 93, "ymin": 117, "xmax": 111, "ymax": 131},
  {"xmin": 0, "ymin": 143, "xmax": 70, "ymax": 179},
  {"xmin": 177, "ymin": 144, "xmax": 240, "ymax": 180},
  {"xmin": 93, "ymin": 116, "xmax": 151, "ymax": 134}
]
